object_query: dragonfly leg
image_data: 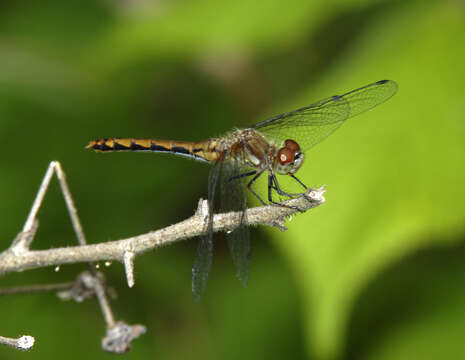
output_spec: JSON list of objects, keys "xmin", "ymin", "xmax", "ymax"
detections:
[
  {"xmin": 290, "ymin": 174, "xmax": 308, "ymax": 190},
  {"xmin": 246, "ymin": 171, "xmax": 267, "ymax": 205},
  {"xmin": 268, "ymin": 174, "xmax": 305, "ymax": 212},
  {"xmin": 271, "ymin": 173, "xmax": 305, "ymax": 197},
  {"xmin": 227, "ymin": 170, "xmax": 257, "ymax": 183}
]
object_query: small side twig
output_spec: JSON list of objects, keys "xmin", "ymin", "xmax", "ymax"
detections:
[
  {"xmin": 53, "ymin": 163, "xmax": 127, "ymax": 349},
  {"xmin": 0, "ymin": 161, "xmax": 148, "ymax": 353},
  {"xmin": 0, "ymin": 335, "xmax": 34, "ymax": 351},
  {"xmin": 0, "ymin": 282, "xmax": 73, "ymax": 296}
]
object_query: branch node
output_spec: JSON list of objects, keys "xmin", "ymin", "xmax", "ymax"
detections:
[
  {"xmin": 123, "ymin": 251, "xmax": 135, "ymax": 288},
  {"xmin": 101, "ymin": 321, "xmax": 146, "ymax": 354},
  {"xmin": 57, "ymin": 271, "xmax": 100, "ymax": 302},
  {"xmin": 10, "ymin": 219, "xmax": 39, "ymax": 255}
]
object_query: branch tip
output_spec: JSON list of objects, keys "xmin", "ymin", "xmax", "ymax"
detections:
[
  {"xmin": 305, "ymin": 185, "xmax": 326, "ymax": 204},
  {"xmin": 17, "ymin": 336, "xmax": 35, "ymax": 350},
  {"xmin": 0, "ymin": 335, "xmax": 35, "ymax": 351},
  {"xmin": 101, "ymin": 321, "xmax": 146, "ymax": 354}
]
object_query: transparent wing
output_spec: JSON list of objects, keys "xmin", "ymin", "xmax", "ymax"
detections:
[
  {"xmin": 253, "ymin": 80, "xmax": 398, "ymax": 151},
  {"xmin": 220, "ymin": 158, "xmax": 250, "ymax": 287},
  {"xmin": 192, "ymin": 161, "xmax": 221, "ymax": 301}
]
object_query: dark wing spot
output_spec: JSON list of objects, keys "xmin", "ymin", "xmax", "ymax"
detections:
[{"xmin": 376, "ymin": 79, "xmax": 388, "ymax": 84}]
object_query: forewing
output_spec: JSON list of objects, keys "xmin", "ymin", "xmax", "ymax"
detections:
[
  {"xmin": 341, "ymin": 79, "xmax": 398, "ymax": 118},
  {"xmin": 253, "ymin": 80, "xmax": 397, "ymax": 151},
  {"xmin": 220, "ymin": 158, "xmax": 250, "ymax": 287},
  {"xmin": 192, "ymin": 161, "xmax": 221, "ymax": 301}
]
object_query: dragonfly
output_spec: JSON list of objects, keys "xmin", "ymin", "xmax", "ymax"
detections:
[{"xmin": 87, "ymin": 79, "xmax": 398, "ymax": 301}]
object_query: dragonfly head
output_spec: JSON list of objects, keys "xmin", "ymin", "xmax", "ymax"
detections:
[{"xmin": 275, "ymin": 139, "xmax": 305, "ymax": 175}]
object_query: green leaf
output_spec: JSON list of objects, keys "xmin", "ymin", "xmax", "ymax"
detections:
[{"xmin": 268, "ymin": 2, "xmax": 465, "ymax": 359}]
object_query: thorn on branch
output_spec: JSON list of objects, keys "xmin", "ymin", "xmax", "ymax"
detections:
[
  {"xmin": 195, "ymin": 198, "xmax": 209, "ymax": 219},
  {"xmin": 271, "ymin": 219, "xmax": 288, "ymax": 232},
  {"xmin": 123, "ymin": 251, "xmax": 136, "ymax": 288}
]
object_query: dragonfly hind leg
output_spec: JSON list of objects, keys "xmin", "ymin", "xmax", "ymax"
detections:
[
  {"xmin": 227, "ymin": 170, "xmax": 257, "ymax": 183},
  {"xmin": 228, "ymin": 169, "xmax": 268, "ymax": 206}
]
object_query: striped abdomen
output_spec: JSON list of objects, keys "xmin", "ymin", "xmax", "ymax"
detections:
[{"xmin": 86, "ymin": 138, "xmax": 221, "ymax": 162}]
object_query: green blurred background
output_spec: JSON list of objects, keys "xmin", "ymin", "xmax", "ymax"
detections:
[{"xmin": 1, "ymin": 0, "xmax": 464, "ymax": 359}]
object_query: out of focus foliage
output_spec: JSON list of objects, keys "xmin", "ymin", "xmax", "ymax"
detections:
[{"xmin": 0, "ymin": 0, "xmax": 464, "ymax": 359}]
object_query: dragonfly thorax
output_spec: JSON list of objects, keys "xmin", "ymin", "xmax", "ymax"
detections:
[{"xmin": 275, "ymin": 139, "xmax": 305, "ymax": 175}]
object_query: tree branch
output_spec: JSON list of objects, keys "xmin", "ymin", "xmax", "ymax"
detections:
[
  {"xmin": 0, "ymin": 187, "xmax": 325, "ymax": 277},
  {"xmin": 0, "ymin": 161, "xmax": 325, "ymax": 353}
]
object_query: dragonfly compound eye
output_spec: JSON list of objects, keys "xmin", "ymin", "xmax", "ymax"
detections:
[
  {"xmin": 284, "ymin": 139, "xmax": 300, "ymax": 152},
  {"xmin": 277, "ymin": 147, "xmax": 294, "ymax": 165}
]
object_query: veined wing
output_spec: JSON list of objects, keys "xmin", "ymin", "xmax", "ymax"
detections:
[
  {"xmin": 192, "ymin": 161, "xmax": 221, "ymax": 301},
  {"xmin": 220, "ymin": 158, "xmax": 250, "ymax": 287},
  {"xmin": 252, "ymin": 80, "xmax": 398, "ymax": 151}
]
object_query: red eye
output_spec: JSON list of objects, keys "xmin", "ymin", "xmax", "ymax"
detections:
[
  {"xmin": 277, "ymin": 147, "xmax": 294, "ymax": 164},
  {"xmin": 284, "ymin": 139, "xmax": 300, "ymax": 152}
]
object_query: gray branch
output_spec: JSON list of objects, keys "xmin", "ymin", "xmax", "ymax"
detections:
[
  {"xmin": 0, "ymin": 187, "xmax": 325, "ymax": 276},
  {"xmin": 0, "ymin": 161, "xmax": 326, "ymax": 353}
]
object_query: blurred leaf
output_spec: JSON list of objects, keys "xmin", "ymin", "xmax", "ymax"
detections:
[
  {"xmin": 267, "ymin": 1, "xmax": 465, "ymax": 359},
  {"xmin": 88, "ymin": 0, "xmax": 390, "ymax": 74},
  {"xmin": 347, "ymin": 241, "xmax": 465, "ymax": 360}
]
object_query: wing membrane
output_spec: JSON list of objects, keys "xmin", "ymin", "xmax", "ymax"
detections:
[
  {"xmin": 192, "ymin": 161, "xmax": 221, "ymax": 301},
  {"xmin": 220, "ymin": 159, "xmax": 250, "ymax": 287},
  {"xmin": 253, "ymin": 80, "xmax": 397, "ymax": 151}
]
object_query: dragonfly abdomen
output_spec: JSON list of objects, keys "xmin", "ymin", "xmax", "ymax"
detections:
[{"xmin": 86, "ymin": 138, "xmax": 220, "ymax": 162}]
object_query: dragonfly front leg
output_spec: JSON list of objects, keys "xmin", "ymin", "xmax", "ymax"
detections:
[
  {"xmin": 268, "ymin": 174, "xmax": 305, "ymax": 212},
  {"xmin": 290, "ymin": 174, "xmax": 307, "ymax": 190},
  {"xmin": 271, "ymin": 173, "xmax": 306, "ymax": 198}
]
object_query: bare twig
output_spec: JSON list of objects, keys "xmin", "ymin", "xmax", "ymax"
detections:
[
  {"xmin": 0, "ymin": 186, "xmax": 325, "ymax": 276},
  {"xmin": 23, "ymin": 162, "xmax": 57, "ymax": 233},
  {"xmin": 0, "ymin": 161, "xmax": 326, "ymax": 353},
  {"xmin": 55, "ymin": 162, "xmax": 87, "ymax": 247},
  {"xmin": 0, "ymin": 282, "xmax": 73, "ymax": 296},
  {"xmin": 0, "ymin": 161, "xmax": 154, "ymax": 352},
  {"xmin": 0, "ymin": 335, "xmax": 35, "ymax": 351},
  {"xmin": 52, "ymin": 162, "xmax": 119, "ymax": 341}
]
